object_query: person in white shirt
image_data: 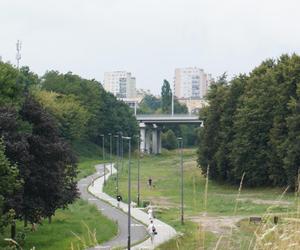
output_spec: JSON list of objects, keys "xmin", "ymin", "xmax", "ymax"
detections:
[{"xmin": 148, "ymin": 206, "xmax": 153, "ymax": 221}]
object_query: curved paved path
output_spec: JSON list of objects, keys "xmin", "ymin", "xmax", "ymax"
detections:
[
  {"xmin": 78, "ymin": 164, "xmax": 147, "ymax": 249},
  {"xmin": 79, "ymin": 163, "xmax": 177, "ymax": 249}
]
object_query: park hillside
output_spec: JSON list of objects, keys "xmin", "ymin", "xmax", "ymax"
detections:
[{"xmin": 0, "ymin": 53, "xmax": 300, "ymax": 249}]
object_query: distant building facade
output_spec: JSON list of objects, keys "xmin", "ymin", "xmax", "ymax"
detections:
[
  {"xmin": 103, "ymin": 71, "xmax": 136, "ymax": 98},
  {"xmin": 177, "ymin": 97, "xmax": 208, "ymax": 114},
  {"xmin": 174, "ymin": 67, "xmax": 213, "ymax": 99}
]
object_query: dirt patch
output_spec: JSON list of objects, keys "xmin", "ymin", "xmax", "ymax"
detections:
[
  {"xmin": 184, "ymin": 161, "xmax": 197, "ymax": 168},
  {"xmin": 187, "ymin": 214, "xmax": 246, "ymax": 234},
  {"xmin": 147, "ymin": 196, "xmax": 177, "ymax": 209},
  {"xmin": 237, "ymin": 198, "xmax": 291, "ymax": 206}
]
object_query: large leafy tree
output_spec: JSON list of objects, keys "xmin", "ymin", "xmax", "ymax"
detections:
[
  {"xmin": 0, "ymin": 138, "xmax": 21, "ymax": 233},
  {"xmin": 0, "ymin": 62, "xmax": 39, "ymax": 107},
  {"xmin": 0, "ymin": 98, "xmax": 78, "ymax": 225},
  {"xmin": 34, "ymin": 90, "xmax": 90, "ymax": 141},
  {"xmin": 284, "ymin": 82, "xmax": 300, "ymax": 188},
  {"xmin": 19, "ymin": 96, "xmax": 78, "ymax": 222},
  {"xmin": 138, "ymin": 94, "xmax": 161, "ymax": 114},
  {"xmin": 197, "ymin": 74, "xmax": 228, "ymax": 179},
  {"xmin": 161, "ymin": 129, "xmax": 177, "ymax": 150},
  {"xmin": 41, "ymin": 71, "xmax": 102, "ymax": 139},
  {"xmin": 161, "ymin": 80, "xmax": 172, "ymax": 113}
]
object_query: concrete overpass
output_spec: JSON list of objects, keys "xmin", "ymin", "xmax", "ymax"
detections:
[{"xmin": 136, "ymin": 114, "xmax": 202, "ymax": 154}]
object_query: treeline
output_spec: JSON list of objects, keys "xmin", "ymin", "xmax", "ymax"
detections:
[
  {"xmin": 0, "ymin": 62, "xmax": 137, "ymax": 236},
  {"xmin": 198, "ymin": 54, "xmax": 300, "ymax": 188}
]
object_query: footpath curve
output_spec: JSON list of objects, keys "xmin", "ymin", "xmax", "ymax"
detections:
[{"xmin": 79, "ymin": 163, "xmax": 177, "ymax": 249}]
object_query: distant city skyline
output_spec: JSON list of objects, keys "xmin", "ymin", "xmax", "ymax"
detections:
[{"xmin": 1, "ymin": 0, "xmax": 300, "ymax": 94}]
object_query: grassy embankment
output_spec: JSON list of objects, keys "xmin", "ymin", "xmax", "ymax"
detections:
[
  {"xmin": 0, "ymin": 141, "xmax": 117, "ymax": 250},
  {"xmin": 103, "ymin": 148, "xmax": 297, "ymax": 249}
]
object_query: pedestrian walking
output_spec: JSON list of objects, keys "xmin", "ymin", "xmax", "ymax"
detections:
[
  {"xmin": 148, "ymin": 177, "xmax": 152, "ymax": 188},
  {"xmin": 116, "ymin": 195, "xmax": 122, "ymax": 208},
  {"xmin": 148, "ymin": 206, "xmax": 153, "ymax": 220},
  {"xmin": 147, "ymin": 220, "xmax": 157, "ymax": 244}
]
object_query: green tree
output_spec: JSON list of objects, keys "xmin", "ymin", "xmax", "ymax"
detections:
[
  {"xmin": 20, "ymin": 96, "xmax": 78, "ymax": 223},
  {"xmin": 0, "ymin": 138, "xmax": 21, "ymax": 233},
  {"xmin": 197, "ymin": 74, "xmax": 228, "ymax": 180},
  {"xmin": 162, "ymin": 129, "xmax": 177, "ymax": 150},
  {"xmin": 0, "ymin": 62, "xmax": 39, "ymax": 107},
  {"xmin": 138, "ymin": 94, "xmax": 161, "ymax": 114},
  {"xmin": 34, "ymin": 90, "xmax": 90, "ymax": 141},
  {"xmin": 161, "ymin": 80, "xmax": 172, "ymax": 113},
  {"xmin": 284, "ymin": 82, "xmax": 300, "ymax": 188}
]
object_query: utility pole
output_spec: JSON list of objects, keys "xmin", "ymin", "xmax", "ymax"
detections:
[
  {"xmin": 178, "ymin": 137, "xmax": 184, "ymax": 224},
  {"xmin": 171, "ymin": 81, "xmax": 174, "ymax": 116},
  {"xmin": 16, "ymin": 40, "xmax": 22, "ymax": 69},
  {"xmin": 120, "ymin": 131, "xmax": 124, "ymax": 172},
  {"xmin": 114, "ymin": 134, "xmax": 119, "ymax": 196},
  {"xmin": 109, "ymin": 133, "xmax": 112, "ymax": 175},
  {"xmin": 123, "ymin": 136, "xmax": 132, "ymax": 250},
  {"xmin": 101, "ymin": 134, "xmax": 106, "ymax": 185},
  {"xmin": 136, "ymin": 135, "xmax": 141, "ymax": 207}
]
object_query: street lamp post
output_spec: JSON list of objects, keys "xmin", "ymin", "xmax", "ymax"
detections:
[
  {"xmin": 108, "ymin": 133, "xmax": 112, "ymax": 176},
  {"xmin": 120, "ymin": 132, "xmax": 124, "ymax": 172},
  {"xmin": 135, "ymin": 135, "xmax": 141, "ymax": 207},
  {"xmin": 100, "ymin": 134, "xmax": 106, "ymax": 185},
  {"xmin": 122, "ymin": 136, "xmax": 132, "ymax": 250},
  {"xmin": 177, "ymin": 137, "xmax": 184, "ymax": 225},
  {"xmin": 114, "ymin": 134, "xmax": 119, "ymax": 196}
]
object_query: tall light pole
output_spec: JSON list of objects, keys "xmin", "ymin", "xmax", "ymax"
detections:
[
  {"xmin": 177, "ymin": 137, "xmax": 184, "ymax": 225},
  {"xmin": 123, "ymin": 136, "xmax": 132, "ymax": 250},
  {"xmin": 135, "ymin": 135, "xmax": 141, "ymax": 207},
  {"xmin": 120, "ymin": 131, "xmax": 124, "ymax": 172},
  {"xmin": 108, "ymin": 133, "xmax": 112, "ymax": 175},
  {"xmin": 100, "ymin": 134, "xmax": 106, "ymax": 185},
  {"xmin": 114, "ymin": 134, "xmax": 119, "ymax": 196},
  {"xmin": 171, "ymin": 82, "xmax": 174, "ymax": 116}
]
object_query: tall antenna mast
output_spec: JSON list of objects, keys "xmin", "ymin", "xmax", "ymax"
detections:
[{"xmin": 16, "ymin": 40, "xmax": 22, "ymax": 69}]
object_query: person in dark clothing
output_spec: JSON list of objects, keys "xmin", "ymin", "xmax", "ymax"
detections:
[{"xmin": 148, "ymin": 177, "xmax": 152, "ymax": 188}]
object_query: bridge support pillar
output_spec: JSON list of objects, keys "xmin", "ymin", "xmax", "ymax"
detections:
[
  {"xmin": 145, "ymin": 129, "xmax": 151, "ymax": 153},
  {"xmin": 152, "ymin": 124, "xmax": 162, "ymax": 154},
  {"xmin": 140, "ymin": 123, "xmax": 146, "ymax": 153},
  {"xmin": 157, "ymin": 130, "xmax": 162, "ymax": 154},
  {"xmin": 152, "ymin": 125, "xmax": 158, "ymax": 154}
]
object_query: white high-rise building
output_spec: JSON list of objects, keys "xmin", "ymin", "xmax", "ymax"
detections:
[
  {"xmin": 103, "ymin": 71, "xmax": 136, "ymax": 98},
  {"xmin": 174, "ymin": 67, "xmax": 213, "ymax": 99}
]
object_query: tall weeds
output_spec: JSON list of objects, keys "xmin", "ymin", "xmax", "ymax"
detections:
[{"xmin": 251, "ymin": 173, "xmax": 300, "ymax": 250}]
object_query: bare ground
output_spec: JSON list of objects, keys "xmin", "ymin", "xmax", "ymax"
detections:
[
  {"xmin": 187, "ymin": 214, "xmax": 246, "ymax": 234},
  {"xmin": 236, "ymin": 198, "xmax": 292, "ymax": 206}
]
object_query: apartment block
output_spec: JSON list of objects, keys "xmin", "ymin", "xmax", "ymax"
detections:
[
  {"xmin": 103, "ymin": 71, "xmax": 136, "ymax": 98},
  {"xmin": 174, "ymin": 67, "xmax": 213, "ymax": 99}
]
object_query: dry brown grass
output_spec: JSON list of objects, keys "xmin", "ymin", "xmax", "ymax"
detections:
[{"xmin": 251, "ymin": 175, "xmax": 300, "ymax": 250}]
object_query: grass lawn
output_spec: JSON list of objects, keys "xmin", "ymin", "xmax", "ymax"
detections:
[
  {"xmin": 0, "ymin": 199, "xmax": 117, "ymax": 250},
  {"xmin": 103, "ymin": 148, "xmax": 296, "ymax": 249}
]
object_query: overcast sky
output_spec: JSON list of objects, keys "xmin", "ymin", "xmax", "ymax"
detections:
[{"xmin": 1, "ymin": 0, "xmax": 300, "ymax": 94}]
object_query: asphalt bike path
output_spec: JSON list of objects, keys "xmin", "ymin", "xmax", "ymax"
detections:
[
  {"xmin": 79, "ymin": 163, "xmax": 177, "ymax": 249},
  {"xmin": 78, "ymin": 164, "xmax": 147, "ymax": 249}
]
